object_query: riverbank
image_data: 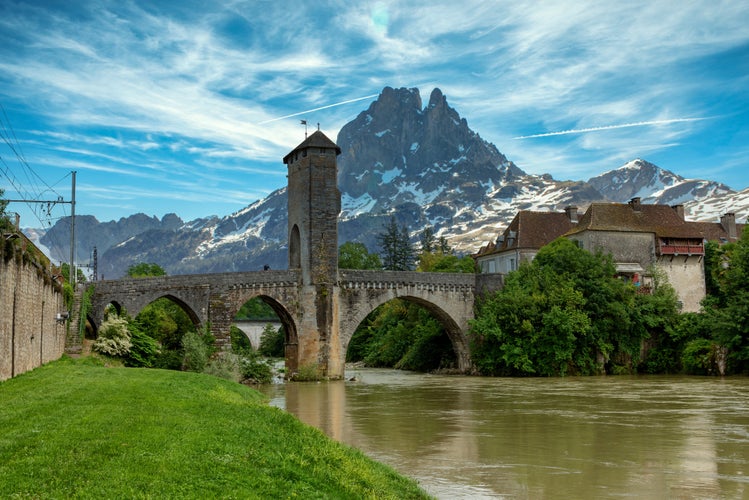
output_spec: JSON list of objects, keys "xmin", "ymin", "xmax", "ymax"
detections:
[{"xmin": 0, "ymin": 357, "xmax": 430, "ymax": 499}]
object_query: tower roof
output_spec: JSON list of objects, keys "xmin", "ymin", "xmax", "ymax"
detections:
[{"xmin": 283, "ymin": 130, "xmax": 341, "ymax": 164}]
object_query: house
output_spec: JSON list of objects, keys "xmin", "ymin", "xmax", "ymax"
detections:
[
  {"xmin": 474, "ymin": 206, "xmax": 580, "ymax": 274},
  {"xmin": 691, "ymin": 212, "xmax": 744, "ymax": 245},
  {"xmin": 565, "ymin": 198, "xmax": 710, "ymax": 312},
  {"xmin": 475, "ymin": 198, "xmax": 745, "ymax": 312}
]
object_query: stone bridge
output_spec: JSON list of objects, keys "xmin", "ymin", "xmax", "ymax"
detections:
[
  {"xmin": 89, "ymin": 269, "xmax": 500, "ymax": 378},
  {"xmin": 86, "ymin": 131, "xmax": 504, "ymax": 379}
]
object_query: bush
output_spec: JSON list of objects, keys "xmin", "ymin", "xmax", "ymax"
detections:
[
  {"xmin": 92, "ymin": 317, "xmax": 132, "ymax": 358},
  {"xmin": 182, "ymin": 331, "xmax": 212, "ymax": 373},
  {"xmin": 239, "ymin": 352, "xmax": 274, "ymax": 384},
  {"xmin": 204, "ymin": 354, "xmax": 242, "ymax": 383},
  {"xmin": 125, "ymin": 325, "xmax": 161, "ymax": 368},
  {"xmin": 682, "ymin": 339, "xmax": 719, "ymax": 375}
]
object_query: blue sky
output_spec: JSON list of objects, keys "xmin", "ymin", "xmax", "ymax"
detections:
[{"xmin": 1, "ymin": 0, "xmax": 748, "ymax": 228}]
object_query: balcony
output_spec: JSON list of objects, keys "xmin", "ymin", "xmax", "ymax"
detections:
[{"xmin": 659, "ymin": 240, "xmax": 704, "ymax": 256}]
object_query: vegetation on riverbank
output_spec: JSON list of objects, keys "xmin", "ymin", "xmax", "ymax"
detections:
[{"xmin": 0, "ymin": 357, "xmax": 430, "ymax": 499}]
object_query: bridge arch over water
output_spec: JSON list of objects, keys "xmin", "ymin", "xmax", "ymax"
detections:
[{"xmin": 84, "ymin": 131, "xmax": 502, "ymax": 378}]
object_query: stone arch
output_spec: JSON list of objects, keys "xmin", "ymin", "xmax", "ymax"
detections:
[
  {"xmin": 340, "ymin": 293, "xmax": 471, "ymax": 372},
  {"xmin": 137, "ymin": 294, "xmax": 202, "ymax": 331},
  {"xmin": 223, "ymin": 291, "xmax": 299, "ymax": 371},
  {"xmin": 289, "ymin": 224, "xmax": 301, "ymax": 269}
]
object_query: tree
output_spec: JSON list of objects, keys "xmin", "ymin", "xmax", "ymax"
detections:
[
  {"xmin": 417, "ymin": 252, "xmax": 475, "ymax": 273},
  {"xmin": 127, "ymin": 263, "xmax": 166, "ymax": 278},
  {"xmin": 258, "ymin": 324, "xmax": 285, "ymax": 357},
  {"xmin": 376, "ymin": 217, "xmax": 415, "ymax": 271},
  {"xmin": 338, "ymin": 241, "xmax": 382, "ymax": 270},
  {"xmin": 420, "ymin": 226, "xmax": 436, "ymax": 253},
  {"xmin": 470, "ymin": 238, "xmax": 647, "ymax": 376},
  {"xmin": 0, "ymin": 188, "xmax": 9, "ymax": 230},
  {"xmin": 701, "ymin": 228, "xmax": 749, "ymax": 373},
  {"xmin": 235, "ymin": 297, "xmax": 277, "ymax": 320}
]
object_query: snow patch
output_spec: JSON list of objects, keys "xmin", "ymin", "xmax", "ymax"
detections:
[
  {"xmin": 341, "ymin": 193, "xmax": 377, "ymax": 217},
  {"xmin": 379, "ymin": 166, "xmax": 402, "ymax": 183}
]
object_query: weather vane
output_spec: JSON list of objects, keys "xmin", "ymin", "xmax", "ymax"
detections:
[{"xmin": 301, "ymin": 119, "xmax": 308, "ymax": 138}]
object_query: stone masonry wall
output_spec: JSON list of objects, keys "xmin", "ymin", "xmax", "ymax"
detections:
[{"xmin": 0, "ymin": 254, "xmax": 66, "ymax": 381}]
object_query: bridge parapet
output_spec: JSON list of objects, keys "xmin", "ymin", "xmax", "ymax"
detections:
[
  {"xmin": 90, "ymin": 270, "xmax": 301, "ymax": 330},
  {"xmin": 338, "ymin": 269, "xmax": 476, "ymax": 292}
]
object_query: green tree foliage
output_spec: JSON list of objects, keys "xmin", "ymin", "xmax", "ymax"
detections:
[
  {"xmin": 0, "ymin": 189, "xmax": 11, "ymax": 232},
  {"xmin": 230, "ymin": 325, "xmax": 252, "ymax": 352},
  {"xmin": 235, "ymin": 297, "xmax": 277, "ymax": 320},
  {"xmin": 418, "ymin": 252, "xmax": 475, "ymax": 273},
  {"xmin": 349, "ymin": 300, "xmax": 456, "ymax": 371},
  {"xmin": 238, "ymin": 351, "xmax": 274, "ymax": 383},
  {"xmin": 700, "ymin": 228, "xmax": 749, "ymax": 373},
  {"xmin": 471, "ymin": 238, "xmax": 652, "ymax": 376},
  {"xmin": 132, "ymin": 298, "xmax": 196, "ymax": 369},
  {"xmin": 258, "ymin": 324, "xmax": 285, "ymax": 357},
  {"xmin": 127, "ymin": 263, "xmax": 167, "ymax": 278},
  {"xmin": 124, "ymin": 323, "xmax": 161, "ymax": 368},
  {"xmin": 377, "ymin": 217, "xmax": 415, "ymax": 271},
  {"xmin": 634, "ymin": 270, "xmax": 685, "ymax": 374},
  {"xmin": 181, "ymin": 330, "xmax": 213, "ymax": 373},
  {"xmin": 338, "ymin": 241, "xmax": 382, "ymax": 270},
  {"xmin": 420, "ymin": 226, "xmax": 436, "ymax": 253}
]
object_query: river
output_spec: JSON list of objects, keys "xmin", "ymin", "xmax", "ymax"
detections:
[{"xmin": 258, "ymin": 368, "xmax": 748, "ymax": 499}]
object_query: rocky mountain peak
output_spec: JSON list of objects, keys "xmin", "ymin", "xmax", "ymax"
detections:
[
  {"xmin": 28, "ymin": 86, "xmax": 745, "ymax": 278},
  {"xmin": 588, "ymin": 158, "xmax": 732, "ymax": 205}
]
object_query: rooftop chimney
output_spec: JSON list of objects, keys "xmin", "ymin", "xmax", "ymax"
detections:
[
  {"xmin": 629, "ymin": 197, "xmax": 641, "ymax": 212},
  {"xmin": 720, "ymin": 213, "xmax": 737, "ymax": 240},
  {"xmin": 565, "ymin": 205, "xmax": 579, "ymax": 223},
  {"xmin": 672, "ymin": 204, "xmax": 685, "ymax": 220}
]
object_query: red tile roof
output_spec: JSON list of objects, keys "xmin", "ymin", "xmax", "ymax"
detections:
[
  {"xmin": 475, "ymin": 210, "xmax": 578, "ymax": 256},
  {"xmin": 566, "ymin": 202, "xmax": 703, "ymax": 239}
]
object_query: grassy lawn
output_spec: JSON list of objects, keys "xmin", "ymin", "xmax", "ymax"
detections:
[{"xmin": 0, "ymin": 357, "xmax": 430, "ymax": 499}]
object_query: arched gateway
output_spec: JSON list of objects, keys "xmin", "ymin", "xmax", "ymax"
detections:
[{"xmin": 87, "ymin": 131, "xmax": 487, "ymax": 378}]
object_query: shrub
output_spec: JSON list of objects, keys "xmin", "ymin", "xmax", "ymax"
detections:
[
  {"xmin": 182, "ymin": 331, "xmax": 212, "ymax": 373},
  {"xmin": 92, "ymin": 316, "xmax": 132, "ymax": 358},
  {"xmin": 292, "ymin": 363, "xmax": 321, "ymax": 381},
  {"xmin": 682, "ymin": 339, "xmax": 719, "ymax": 375},
  {"xmin": 204, "ymin": 353, "xmax": 242, "ymax": 382},
  {"xmin": 239, "ymin": 352, "xmax": 274, "ymax": 384},
  {"xmin": 125, "ymin": 325, "xmax": 161, "ymax": 368}
]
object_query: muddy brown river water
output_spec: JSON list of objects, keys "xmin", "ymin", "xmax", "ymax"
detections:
[{"xmin": 259, "ymin": 369, "xmax": 748, "ymax": 499}]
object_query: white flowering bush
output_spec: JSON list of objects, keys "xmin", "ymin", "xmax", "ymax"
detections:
[{"xmin": 92, "ymin": 316, "xmax": 133, "ymax": 358}]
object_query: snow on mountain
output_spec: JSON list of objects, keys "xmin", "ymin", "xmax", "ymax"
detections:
[
  {"xmin": 588, "ymin": 159, "xmax": 733, "ymax": 206},
  {"xmin": 24, "ymin": 88, "xmax": 748, "ymax": 277},
  {"xmin": 684, "ymin": 187, "xmax": 749, "ymax": 223}
]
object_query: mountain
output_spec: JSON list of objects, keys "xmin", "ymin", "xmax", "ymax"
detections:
[
  {"xmin": 29, "ymin": 87, "xmax": 747, "ymax": 278},
  {"xmin": 587, "ymin": 159, "xmax": 732, "ymax": 206}
]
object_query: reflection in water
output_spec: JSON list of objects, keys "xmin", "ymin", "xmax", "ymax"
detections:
[{"xmin": 259, "ymin": 370, "xmax": 749, "ymax": 499}]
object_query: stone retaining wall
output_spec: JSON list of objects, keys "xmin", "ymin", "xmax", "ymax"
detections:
[{"xmin": 0, "ymin": 250, "xmax": 66, "ymax": 381}]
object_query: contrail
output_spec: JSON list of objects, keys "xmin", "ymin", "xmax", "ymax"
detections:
[
  {"xmin": 513, "ymin": 117, "xmax": 709, "ymax": 139},
  {"xmin": 259, "ymin": 93, "xmax": 380, "ymax": 124}
]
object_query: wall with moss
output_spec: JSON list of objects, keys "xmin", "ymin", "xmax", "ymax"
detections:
[{"xmin": 0, "ymin": 234, "xmax": 66, "ymax": 381}]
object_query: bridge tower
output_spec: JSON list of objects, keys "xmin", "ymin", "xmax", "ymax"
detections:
[{"xmin": 283, "ymin": 130, "xmax": 342, "ymax": 378}]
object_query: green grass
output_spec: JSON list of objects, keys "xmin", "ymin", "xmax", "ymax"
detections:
[{"xmin": 0, "ymin": 357, "xmax": 430, "ymax": 499}]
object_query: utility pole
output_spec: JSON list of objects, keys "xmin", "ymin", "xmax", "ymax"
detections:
[
  {"xmin": 4, "ymin": 170, "xmax": 77, "ymax": 283},
  {"xmin": 70, "ymin": 171, "xmax": 76, "ymax": 285}
]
